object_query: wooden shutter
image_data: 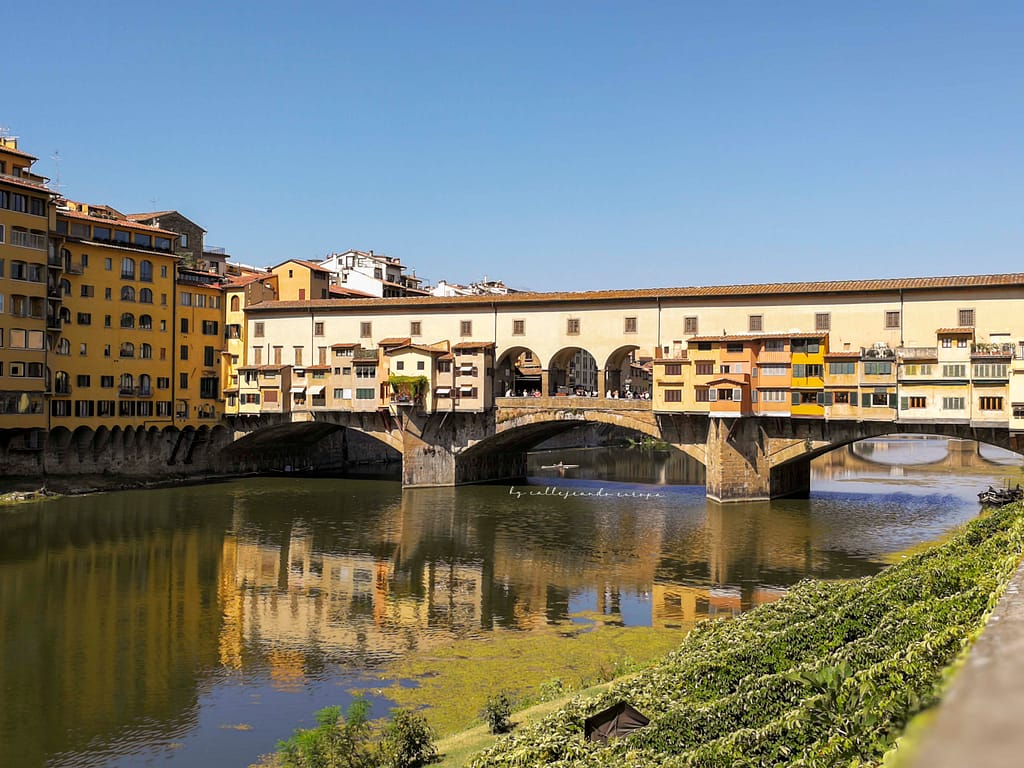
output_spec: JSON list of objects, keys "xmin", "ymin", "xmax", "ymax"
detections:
[
  {"xmin": 824, "ymin": 392, "xmax": 834, "ymax": 406},
  {"xmin": 900, "ymin": 396, "xmax": 909, "ymax": 411},
  {"xmin": 791, "ymin": 391, "xmax": 800, "ymax": 405},
  {"xmin": 862, "ymin": 392, "xmax": 871, "ymax": 407},
  {"xmin": 888, "ymin": 393, "xmax": 899, "ymax": 409}
]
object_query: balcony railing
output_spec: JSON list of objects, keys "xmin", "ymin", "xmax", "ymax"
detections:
[
  {"xmin": 971, "ymin": 342, "xmax": 1015, "ymax": 358},
  {"xmin": 899, "ymin": 347, "xmax": 938, "ymax": 360}
]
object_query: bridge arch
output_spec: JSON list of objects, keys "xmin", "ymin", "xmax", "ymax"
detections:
[
  {"xmin": 604, "ymin": 344, "xmax": 641, "ymax": 396},
  {"xmin": 495, "ymin": 345, "xmax": 543, "ymax": 396},
  {"xmin": 547, "ymin": 346, "xmax": 599, "ymax": 396}
]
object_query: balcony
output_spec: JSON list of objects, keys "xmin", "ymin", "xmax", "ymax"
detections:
[
  {"xmin": 46, "ymin": 315, "xmax": 63, "ymax": 331},
  {"xmin": 899, "ymin": 347, "xmax": 938, "ymax": 361},
  {"xmin": 971, "ymin": 342, "xmax": 1015, "ymax": 358}
]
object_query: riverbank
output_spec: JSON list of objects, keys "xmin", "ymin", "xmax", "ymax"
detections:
[{"xmin": 437, "ymin": 503, "xmax": 1024, "ymax": 767}]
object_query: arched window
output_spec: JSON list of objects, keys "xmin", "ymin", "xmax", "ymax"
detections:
[
  {"xmin": 119, "ymin": 373, "xmax": 134, "ymax": 393},
  {"xmin": 139, "ymin": 288, "xmax": 153, "ymax": 304},
  {"xmin": 61, "ymin": 248, "xmax": 72, "ymax": 270},
  {"xmin": 56, "ymin": 338, "xmax": 71, "ymax": 356},
  {"xmin": 54, "ymin": 371, "xmax": 70, "ymax": 395},
  {"xmin": 139, "ymin": 374, "xmax": 152, "ymax": 395},
  {"xmin": 119, "ymin": 342, "xmax": 135, "ymax": 358},
  {"xmin": 60, "ymin": 279, "xmax": 72, "ymax": 296},
  {"xmin": 121, "ymin": 286, "xmax": 136, "ymax": 302},
  {"xmin": 59, "ymin": 306, "xmax": 71, "ymax": 323},
  {"xmin": 139, "ymin": 314, "xmax": 153, "ymax": 330},
  {"xmin": 140, "ymin": 260, "xmax": 153, "ymax": 282},
  {"xmin": 140, "ymin": 343, "xmax": 152, "ymax": 359},
  {"xmin": 121, "ymin": 257, "xmax": 135, "ymax": 279},
  {"xmin": 120, "ymin": 313, "xmax": 135, "ymax": 329},
  {"xmin": 230, "ymin": 295, "xmax": 240, "ymax": 312}
]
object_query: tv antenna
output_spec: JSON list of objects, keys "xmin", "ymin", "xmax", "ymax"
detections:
[{"xmin": 50, "ymin": 150, "xmax": 64, "ymax": 194}]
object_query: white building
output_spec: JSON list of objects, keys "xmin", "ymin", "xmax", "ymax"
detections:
[{"xmin": 319, "ymin": 249, "xmax": 427, "ymax": 298}]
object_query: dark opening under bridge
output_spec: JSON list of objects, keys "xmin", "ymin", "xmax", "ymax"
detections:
[{"xmin": 225, "ymin": 397, "xmax": 1024, "ymax": 502}]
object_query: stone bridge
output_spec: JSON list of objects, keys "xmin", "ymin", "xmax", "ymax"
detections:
[{"xmin": 224, "ymin": 397, "xmax": 1024, "ymax": 502}]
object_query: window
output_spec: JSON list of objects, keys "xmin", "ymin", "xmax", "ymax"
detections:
[
  {"xmin": 230, "ymin": 295, "xmax": 240, "ymax": 312},
  {"xmin": 120, "ymin": 313, "xmax": 135, "ymax": 329},
  {"xmin": 973, "ymin": 363, "xmax": 1008, "ymax": 379},
  {"xmin": 885, "ymin": 311, "xmax": 901, "ymax": 329},
  {"xmin": 252, "ymin": 347, "xmax": 263, "ymax": 365},
  {"xmin": 104, "ymin": 287, "xmax": 112, "ymax": 300},
  {"xmin": 204, "ymin": 346, "xmax": 215, "ymax": 366},
  {"xmin": 566, "ymin": 318, "xmax": 580, "ymax": 335},
  {"xmin": 356, "ymin": 388, "xmax": 375, "ymax": 399},
  {"xmin": 760, "ymin": 389, "xmax": 788, "ymax": 402},
  {"xmin": 907, "ymin": 396, "xmax": 926, "ymax": 409},
  {"xmin": 417, "ymin": 360, "xmax": 425, "ymax": 370},
  {"xmin": 101, "ymin": 375, "xmax": 114, "ymax": 388},
  {"xmin": 665, "ymin": 364, "xmax": 682, "ymax": 376},
  {"xmin": 395, "ymin": 361, "xmax": 405, "ymax": 371},
  {"xmin": 460, "ymin": 320, "xmax": 472, "ymax": 337},
  {"xmin": 0, "ymin": 224, "xmax": 4, "ymax": 244},
  {"xmin": 294, "ymin": 347, "xmax": 303, "ymax": 366},
  {"xmin": 684, "ymin": 316, "xmax": 698, "ymax": 334},
  {"xmin": 202, "ymin": 320, "xmax": 218, "ymax": 335},
  {"xmin": 903, "ymin": 364, "xmax": 933, "ymax": 376},
  {"xmin": 140, "ymin": 260, "xmax": 153, "ymax": 282},
  {"xmin": 512, "ymin": 319, "xmax": 525, "ymax": 336},
  {"xmin": 141, "ymin": 343, "xmax": 152, "ymax": 359},
  {"xmin": 829, "ymin": 361, "xmax": 856, "ymax": 375},
  {"xmin": 748, "ymin": 315, "xmax": 763, "ymax": 332},
  {"xmin": 958, "ymin": 309, "xmax": 975, "ymax": 327},
  {"xmin": 80, "ymin": 284, "xmax": 94, "ymax": 298},
  {"xmin": 664, "ymin": 389, "xmax": 682, "ymax": 403},
  {"xmin": 180, "ymin": 292, "xmax": 192, "ymax": 306},
  {"xmin": 979, "ymin": 396, "xmax": 1003, "ymax": 411},
  {"xmin": 942, "ymin": 364, "xmax": 966, "ymax": 378},
  {"xmin": 624, "ymin": 317, "xmax": 638, "ymax": 334},
  {"xmin": 121, "ymin": 285, "xmax": 135, "ymax": 302},
  {"xmin": 360, "ymin": 322, "xmax": 372, "ymax": 338},
  {"xmin": 180, "ymin": 345, "xmax": 188, "ymax": 361},
  {"xmin": 694, "ymin": 387, "xmax": 710, "ymax": 402},
  {"xmin": 121, "ymin": 257, "xmax": 135, "ymax": 279},
  {"xmin": 763, "ymin": 339, "xmax": 784, "ymax": 352},
  {"xmin": 695, "ymin": 362, "xmax": 714, "ymax": 376},
  {"xmin": 862, "ymin": 361, "xmax": 891, "ymax": 376},
  {"xmin": 759, "ymin": 364, "xmax": 787, "ymax": 377},
  {"xmin": 815, "ymin": 313, "xmax": 831, "ymax": 331},
  {"xmin": 942, "ymin": 397, "xmax": 965, "ymax": 410},
  {"xmin": 354, "ymin": 365, "xmax": 375, "ymax": 378},
  {"xmin": 833, "ymin": 391, "xmax": 850, "ymax": 404},
  {"xmin": 314, "ymin": 322, "xmax": 324, "ymax": 336},
  {"xmin": 75, "ymin": 375, "xmax": 91, "ymax": 388},
  {"xmin": 77, "ymin": 312, "xmax": 91, "ymax": 325},
  {"xmin": 180, "ymin": 373, "xmax": 188, "ymax": 389},
  {"xmin": 253, "ymin": 321, "xmax": 264, "ymax": 338},
  {"xmin": 1014, "ymin": 405, "xmax": 1024, "ymax": 420}
]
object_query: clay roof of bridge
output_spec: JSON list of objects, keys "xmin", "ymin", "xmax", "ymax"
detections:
[{"xmin": 245, "ymin": 273, "xmax": 1024, "ymax": 314}]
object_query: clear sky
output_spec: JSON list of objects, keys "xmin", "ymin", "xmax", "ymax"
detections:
[{"xmin": 6, "ymin": 1, "xmax": 1022, "ymax": 291}]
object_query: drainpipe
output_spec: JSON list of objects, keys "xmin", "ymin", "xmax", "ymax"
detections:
[{"xmin": 656, "ymin": 296, "xmax": 662, "ymax": 356}]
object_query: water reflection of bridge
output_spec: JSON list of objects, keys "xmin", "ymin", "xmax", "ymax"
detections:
[{"xmin": 813, "ymin": 437, "xmax": 1019, "ymax": 478}]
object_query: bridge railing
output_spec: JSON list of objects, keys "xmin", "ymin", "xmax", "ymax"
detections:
[{"xmin": 495, "ymin": 395, "xmax": 653, "ymax": 411}]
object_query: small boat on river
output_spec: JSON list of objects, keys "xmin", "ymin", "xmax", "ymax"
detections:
[
  {"xmin": 540, "ymin": 462, "xmax": 580, "ymax": 471},
  {"xmin": 978, "ymin": 485, "xmax": 1024, "ymax": 507}
]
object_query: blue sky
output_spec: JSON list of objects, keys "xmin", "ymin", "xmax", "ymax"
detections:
[{"xmin": 6, "ymin": 2, "xmax": 1022, "ymax": 291}]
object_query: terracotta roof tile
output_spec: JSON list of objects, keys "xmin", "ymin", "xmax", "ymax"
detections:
[
  {"xmin": 936, "ymin": 327, "xmax": 975, "ymax": 335},
  {"xmin": 58, "ymin": 208, "xmax": 179, "ymax": 236},
  {"xmin": 245, "ymin": 273, "xmax": 1024, "ymax": 314},
  {"xmin": 330, "ymin": 342, "xmax": 361, "ymax": 349},
  {"xmin": 453, "ymin": 341, "xmax": 496, "ymax": 350},
  {"xmin": 0, "ymin": 143, "xmax": 38, "ymax": 160},
  {"xmin": 1, "ymin": 173, "xmax": 52, "ymax": 193},
  {"xmin": 378, "ymin": 337, "xmax": 412, "ymax": 346},
  {"xmin": 824, "ymin": 351, "xmax": 863, "ymax": 358}
]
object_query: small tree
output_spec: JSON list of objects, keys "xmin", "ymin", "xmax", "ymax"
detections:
[
  {"xmin": 277, "ymin": 699, "xmax": 375, "ymax": 768},
  {"xmin": 377, "ymin": 709, "xmax": 438, "ymax": 768},
  {"xmin": 480, "ymin": 691, "xmax": 514, "ymax": 735}
]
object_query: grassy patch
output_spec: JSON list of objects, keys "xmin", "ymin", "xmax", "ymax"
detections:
[{"xmin": 355, "ymin": 617, "xmax": 686, "ymax": 739}]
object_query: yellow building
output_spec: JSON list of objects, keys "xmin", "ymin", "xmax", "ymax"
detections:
[
  {"xmin": 51, "ymin": 202, "xmax": 179, "ymax": 429},
  {"xmin": 271, "ymin": 259, "xmax": 330, "ymax": 301},
  {"xmin": 222, "ymin": 271, "xmax": 277, "ymax": 415},
  {"xmin": 0, "ymin": 138, "xmax": 55, "ymax": 436},
  {"xmin": 790, "ymin": 334, "xmax": 828, "ymax": 417},
  {"xmin": 175, "ymin": 268, "xmax": 227, "ymax": 424}
]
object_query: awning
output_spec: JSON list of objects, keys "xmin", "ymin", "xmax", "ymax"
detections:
[
  {"xmin": 459, "ymin": 386, "xmax": 474, "ymax": 393},
  {"xmin": 308, "ymin": 385, "xmax": 325, "ymax": 395},
  {"xmin": 435, "ymin": 388, "xmax": 451, "ymax": 395},
  {"xmin": 290, "ymin": 386, "xmax": 306, "ymax": 393}
]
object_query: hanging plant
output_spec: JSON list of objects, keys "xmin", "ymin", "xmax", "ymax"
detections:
[{"xmin": 388, "ymin": 374, "xmax": 429, "ymax": 400}]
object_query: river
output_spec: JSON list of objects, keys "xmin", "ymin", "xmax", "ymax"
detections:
[{"xmin": 0, "ymin": 438, "xmax": 1019, "ymax": 767}]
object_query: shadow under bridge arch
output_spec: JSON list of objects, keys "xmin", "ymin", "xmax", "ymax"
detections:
[
  {"xmin": 222, "ymin": 418, "xmax": 402, "ymax": 473},
  {"xmin": 452, "ymin": 401, "xmax": 670, "ymax": 484}
]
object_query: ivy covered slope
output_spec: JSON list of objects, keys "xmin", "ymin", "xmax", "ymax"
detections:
[{"xmin": 470, "ymin": 504, "xmax": 1024, "ymax": 768}]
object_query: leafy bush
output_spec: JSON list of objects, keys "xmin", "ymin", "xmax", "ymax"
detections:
[
  {"xmin": 481, "ymin": 691, "xmax": 515, "ymax": 734},
  {"xmin": 377, "ymin": 709, "xmax": 438, "ymax": 768},
  {"xmin": 277, "ymin": 699, "xmax": 374, "ymax": 768}
]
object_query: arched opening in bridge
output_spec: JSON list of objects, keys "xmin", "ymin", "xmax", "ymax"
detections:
[
  {"xmin": 604, "ymin": 345, "xmax": 643, "ymax": 398},
  {"xmin": 547, "ymin": 347, "xmax": 599, "ymax": 396},
  {"xmin": 495, "ymin": 346, "xmax": 543, "ymax": 396}
]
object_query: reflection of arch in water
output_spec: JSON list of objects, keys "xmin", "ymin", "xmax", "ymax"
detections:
[{"xmin": 846, "ymin": 437, "xmax": 1019, "ymax": 470}]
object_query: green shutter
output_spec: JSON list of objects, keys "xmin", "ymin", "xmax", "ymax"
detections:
[
  {"xmin": 900, "ymin": 396, "xmax": 909, "ymax": 411},
  {"xmin": 862, "ymin": 392, "xmax": 871, "ymax": 407},
  {"xmin": 791, "ymin": 391, "xmax": 800, "ymax": 406},
  {"xmin": 888, "ymin": 393, "xmax": 899, "ymax": 409},
  {"xmin": 793, "ymin": 364, "xmax": 805, "ymax": 378},
  {"xmin": 816, "ymin": 391, "xmax": 825, "ymax": 405},
  {"xmin": 824, "ymin": 392, "xmax": 834, "ymax": 406}
]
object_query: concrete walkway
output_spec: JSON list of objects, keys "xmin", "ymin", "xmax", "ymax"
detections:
[{"xmin": 910, "ymin": 556, "xmax": 1024, "ymax": 767}]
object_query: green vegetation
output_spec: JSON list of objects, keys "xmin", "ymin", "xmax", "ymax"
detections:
[
  {"xmin": 480, "ymin": 691, "xmax": 515, "ymax": 734},
  {"xmin": 274, "ymin": 700, "xmax": 438, "ymax": 768},
  {"xmin": 466, "ymin": 504, "xmax": 1024, "ymax": 767},
  {"xmin": 388, "ymin": 375, "xmax": 429, "ymax": 400}
]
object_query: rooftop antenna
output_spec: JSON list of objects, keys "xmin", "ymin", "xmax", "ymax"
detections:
[{"xmin": 50, "ymin": 151, "xmax": 64, "ymax": 195}]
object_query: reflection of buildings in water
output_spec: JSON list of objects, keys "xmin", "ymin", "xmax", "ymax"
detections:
[
  {"xmin": 529, "ymin": 447, "xmax": 705, "ymax": 486},
  {"xmin": 650, "ymin": 583, "xmax": 785, "ymax": 628}
]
